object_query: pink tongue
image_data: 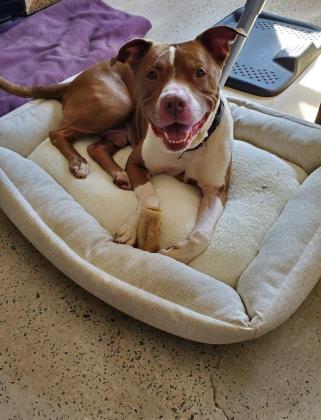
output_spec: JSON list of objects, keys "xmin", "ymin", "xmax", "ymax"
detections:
[{"xmin": 164, "ymin": 124, "xmax": 191, "ymax": 142}]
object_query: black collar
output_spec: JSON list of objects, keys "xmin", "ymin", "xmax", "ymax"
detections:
[{"xmin": 177, "ymin": 98, "xmax": 224, "ymax": 159}]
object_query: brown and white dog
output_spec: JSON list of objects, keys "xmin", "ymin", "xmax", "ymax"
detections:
[{"xmin": 0, "ymin": 26, "xmax": 243, "ymax": 263}]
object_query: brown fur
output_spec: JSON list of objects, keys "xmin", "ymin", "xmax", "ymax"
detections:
[
  {"xmin": 0, "ymin": 26, "xmax": 242, "ymax": 191},
  {"xmin": 0, "ymin": 26, "xmax": 243, "ymax": 258}
]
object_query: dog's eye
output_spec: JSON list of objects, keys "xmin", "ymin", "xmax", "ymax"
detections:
[
  {"xmin": 146, "ymin": 70, "xmax": 158, "ymax": 80},
  {"xmin": 195, "ymin": 68, "xmax": 206, "ymax": 78}
]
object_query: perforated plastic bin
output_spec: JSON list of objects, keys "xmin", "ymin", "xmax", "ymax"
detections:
[{"xmin": 216, "ymin": 8, "xmax": 321, "ymax": 96}]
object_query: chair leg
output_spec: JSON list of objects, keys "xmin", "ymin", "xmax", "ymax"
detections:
[{"xmin": 315, "ymin": 103, "xmax": 321, "ymax": 125}]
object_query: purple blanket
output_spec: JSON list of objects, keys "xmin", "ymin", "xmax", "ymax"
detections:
[{"xmin": 0, "ymin": 0, "xmax": 151, "ymax": 116}]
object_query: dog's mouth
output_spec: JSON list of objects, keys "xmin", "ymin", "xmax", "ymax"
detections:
[{"xmin": 151, "ymin": 113, "xmax": 209, "ymax": 151}]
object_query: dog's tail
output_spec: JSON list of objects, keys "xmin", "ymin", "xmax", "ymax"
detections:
[{"xmin": 0, "ymin": 75, "xmax": 69, "ymax": 99}]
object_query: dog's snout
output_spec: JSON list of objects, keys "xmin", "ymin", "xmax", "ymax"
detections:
[
  {"xmin": 161, "ymin": 94, "xmax": 187, "ymax": 117},
  {"xmin": 156, "ymin": 83, "xmax": 201, "ymax": 126}
]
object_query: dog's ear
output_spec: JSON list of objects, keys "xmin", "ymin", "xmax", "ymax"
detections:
[
  {"xmin": 196, "ymin": 26, "xmax": 246, "ymax": 66},
  {"xmin": 111, "ymin": 38, "xmax": 152, "ymax": 69}
]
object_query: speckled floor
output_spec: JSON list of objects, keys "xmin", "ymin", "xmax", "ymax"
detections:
[{"xmin": 1, "ymin": 1, "xmax": 321, "ymax": 419}]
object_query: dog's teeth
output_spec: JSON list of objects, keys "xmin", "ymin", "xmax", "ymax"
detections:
[{"xmin": 164, "ymin": 131, "xmax": 190, "ymax": 145}]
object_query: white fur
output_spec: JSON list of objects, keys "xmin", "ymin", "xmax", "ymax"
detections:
[
  {"xmin": 117, "ymin": 96, "xmax": 231, "ymax": 252},
  {"xmin": 168, "ymin": 46, "xmax": 176, "ymax": 66},
  {"xmin": 143, "ymin": 94, "xmax": 232, "ymax": 190},
  {"xmin": 135, "ymin": 182, "xmax": 160, "ymax": 210},
  {"xmin": 154, "ymin": 81, "xmax": 203, "ymax": 126},
  {"xmin": 140, "ymin": 94, "xmax": 232, "ymax": 262},
  {"xmin": 159, "ymin": 188, "xmax": 224, "ymax": 263},
  {"xmin": 114, "ymin": 92, "xmax": 232, "ymax": 257}
]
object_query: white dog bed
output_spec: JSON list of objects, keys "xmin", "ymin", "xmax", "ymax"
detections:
[{"xmin": 0, "ymin": 96, "xmax": 320, "ymax": 344}]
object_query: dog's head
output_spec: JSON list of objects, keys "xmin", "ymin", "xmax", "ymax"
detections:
[{"xmin": 113, "ymin": 26, "xmax": 243, "ymax": 152}]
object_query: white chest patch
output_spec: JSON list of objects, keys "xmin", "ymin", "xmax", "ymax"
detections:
[{"xmin": 142, "ymin": 127, "xmax": 186, "ymax": 176}]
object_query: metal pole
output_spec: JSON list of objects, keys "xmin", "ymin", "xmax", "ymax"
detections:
[{"xmin": 220, "ymin": 0, "xmax": 267, "ymax": 88}]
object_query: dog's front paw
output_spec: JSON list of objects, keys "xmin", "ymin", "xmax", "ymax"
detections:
[
  {"xmin": 159, "ymin": 232, "xmax": 208, "ymax": 264},
  {"xmin": 69, "ymin": 159, "xmax": 89, "ymax": 178},
  {"xmin": 159, "ymin": 240, "xmax": 194, "ymax": 264},
  {"xmin": 113, "ymin": 171, "xmax": 132, "ymax": 190},
  {"xmin": 114, "ymin": 219, "xmax": 138, "ymax": 246}
]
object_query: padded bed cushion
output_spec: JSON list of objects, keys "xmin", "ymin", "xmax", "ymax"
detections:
[{"xmin": 0, "ymin": 96, "xmax": 321, "ymax": 344}]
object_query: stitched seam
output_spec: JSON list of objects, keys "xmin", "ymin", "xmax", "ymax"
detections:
[
  {"xmin": 0, "ymin": 99, "xmax": 54, "ymax": 123},
  {"xmin": 227, "ymin": 96, "xmax": 321, "ymax": 132},
  {"xmin": 251, "ymin": 221, "xmax": 321, "ymax": 338}
]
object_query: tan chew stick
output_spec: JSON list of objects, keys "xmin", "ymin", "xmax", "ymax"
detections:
[{"xmin": 137, "ymin": 207, "xmax": 162, "ymax": 253}]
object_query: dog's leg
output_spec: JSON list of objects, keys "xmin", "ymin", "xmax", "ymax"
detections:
[
  {"xmin": 49, "ymin": 125, "xmax": 89, "ymax": 178},
  {"xmin": 114, "ymin": 144, "xmax": 160, "ymax": 246},
  {"xmin": 159, "ymin": 187, "xmax": 226, "ymax": 264},
  {"xmin": 87, "ymin": 134, "xmax": 131, "ymax": 190}
]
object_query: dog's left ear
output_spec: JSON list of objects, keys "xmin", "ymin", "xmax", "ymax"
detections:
[
  {"xmin": 111, "ymin": 38, "xmax": 153, "ymax": 69},
  {"xmin": 196, "ymin": 26, "xmax": 246, "ymax": 66}
]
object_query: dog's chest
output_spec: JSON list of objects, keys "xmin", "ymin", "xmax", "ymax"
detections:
[
  {"xmin": 141, "ymin": 129, "xmax": 231, "ymax": 188},
  {"xmin": 182, "ymin": 139, "xmax": 231, "ymax": 187}
]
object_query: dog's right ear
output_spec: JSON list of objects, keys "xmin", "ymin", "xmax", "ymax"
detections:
[{"xmin": 111, "ymin": 39, "xmax": 153, "ymax": 69}]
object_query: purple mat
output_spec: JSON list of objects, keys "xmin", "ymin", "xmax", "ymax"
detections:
[{"xmin": 0, "ymin": 0, "xmax": 151, "ymax": 117}]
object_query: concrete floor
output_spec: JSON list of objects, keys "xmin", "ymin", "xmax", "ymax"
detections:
[{"xmin": 1, "ymin": 1, "xmax": 321, "ymax": 419}]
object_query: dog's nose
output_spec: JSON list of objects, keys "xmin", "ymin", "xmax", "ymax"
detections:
[{"xmin": 161, "ymin": 94, "xmax": 187, "ymax": 117}]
